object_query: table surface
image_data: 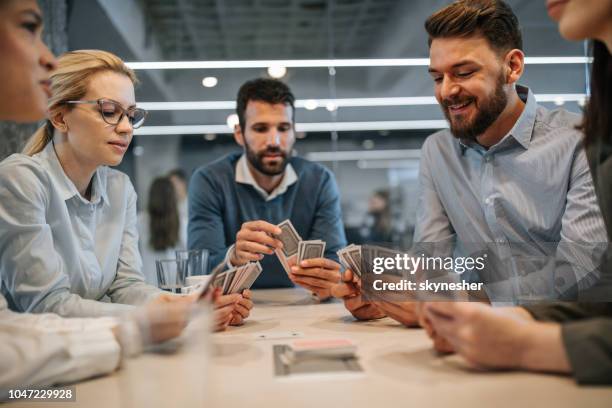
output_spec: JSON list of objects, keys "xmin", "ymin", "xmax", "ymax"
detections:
[{"xmin": 8, "ymin": 288, "xmax": 612, "ymax": 408}]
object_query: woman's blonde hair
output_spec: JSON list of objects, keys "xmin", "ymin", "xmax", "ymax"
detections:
[{"xmin": 23, "ymin": 49, "xmax": 138, "ymax": 156}]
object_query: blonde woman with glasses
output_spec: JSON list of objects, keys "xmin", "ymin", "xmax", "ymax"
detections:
[{"xmin": 0, "ymin": 49, "xmax": 196, "ymax": 318}]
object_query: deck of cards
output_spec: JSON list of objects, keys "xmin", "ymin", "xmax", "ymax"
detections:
[
  {"xmin": 337, "ymin": 244, "xmax": 363, "ymax": 278},
  {"xmin": 212, "ymin": 261, "xmax": 263, "ymax": 295},
  {"xmin": 284, "ymin": 338, "xmax": 358, "ymax": 362},
  {"xmin": 275, "ymin": 220, "xmax": 326, "ymax": 274}
]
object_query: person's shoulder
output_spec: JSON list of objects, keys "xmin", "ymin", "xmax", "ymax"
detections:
[
  {"xmin": 535, "ymin": 105, "xmax": 583, "ymax": 137},
  {"xmin": 192, "ymin": 152, "xmax": 240, "ymax": 180},
  {"xmin": 291, "ymin": 156, "xmax": 331, "ymax": 177},
  {"xmin": 104, "ymin": 166, "xmax": 135, "ymax": 190},
  {"xmin": 0, "ymin": 152, "xmax": 51, "ymax": 187},
  {"xmin": 421, "ymin": 128, "xmax": 457, "ymax": 155}
]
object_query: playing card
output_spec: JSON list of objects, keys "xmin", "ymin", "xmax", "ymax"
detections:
[
  {"xmin": 236, "ymin": 262, "xmax": 263, "ymax": 293},
  {"xmin": 277, "ymin": 220, "xmax": 301, "ymax": 258},
  {"xmin": 222, "ymin": 267, "xmax": 238, "ymax": 294},
  {"xmin": 297, "ymin": 240, "xmax": 325, "ymax": 263}
]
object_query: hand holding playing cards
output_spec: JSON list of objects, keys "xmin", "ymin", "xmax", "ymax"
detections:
[
  {"xmin": 230, "ymin": 221, "xmax": 283, "ymax": 266},
  {"xmin": 289, "ymin": 258, "xmax": 341, "ymax": 300},
  {"xmin": 331, "ymin": 268, "xmax": 386, "ymax": 320},
  {"xmin": 229, "ymin": 289, "xmax": 253, "ymax": 326}
]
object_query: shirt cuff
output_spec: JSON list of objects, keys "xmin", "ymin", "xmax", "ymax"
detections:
[
  {"xmin": 224, "ymin": 245, "xmax": 236, "ymax": 268},
  {"xmin": 64, "ymin": 328, "xmax": 122, "ymax": 375}
]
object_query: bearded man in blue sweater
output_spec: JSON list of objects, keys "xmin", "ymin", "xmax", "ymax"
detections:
[{"xmin": 188, "ymin": 78, "xmax": 347, "ymax": 299}]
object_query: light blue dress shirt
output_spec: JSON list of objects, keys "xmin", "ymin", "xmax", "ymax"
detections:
[
  {"xmin": 0, "ymin": 141, "xmax": 161, "ymax": 317},
  {"xmin": 415, "ymin": 86, "xmax": 608, "ymax": 300}
]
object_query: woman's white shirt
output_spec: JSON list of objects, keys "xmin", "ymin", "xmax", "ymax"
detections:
[{"xmin": 0, "ymin": 142, "xmax": 161, "ymax": 317}]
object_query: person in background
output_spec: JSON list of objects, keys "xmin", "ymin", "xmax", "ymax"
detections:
[
  {"xmin": 188, "ymin": 78, "xmax": 347, "ymax": 299},
  {"xmin": 168, "ymin": 168, "xmax": 189, "ymax": 245},
  {"xmin": 359, "ymin": 189, "xmax": 394, "ymax": 244},
  {"xmin": 422, "ymin": 0, "xmax": 612, "ymax": 386},
  {"xmin": 0, "ymin": 0, "xmax": 201, "ymax": 396},
  {"xmin": 138, "ymin": 176, "xmax": 184, "ymax": 285},
  {"xmin": 138, "ymin": 176, "xmax": 253, "ymax": 326}
]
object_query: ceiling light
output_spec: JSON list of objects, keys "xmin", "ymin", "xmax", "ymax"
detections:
[
  {"xmin": 304, "ymin": 100, "xmax": 318, "ymax": 110},
  {"xmin": 226, "ymin": 114, "xmax": 239, "ymax": 130},
  {"xmin": 554, "ymin": 97, "xmax": 565, "ymax": 106},
  {"xmin": 204, "ymin": 133, "xmax": 217, "ymax": 141},
  {"xmin": 325, "ymin": 102, "xmax": 337, "ymax": 112},
  {"xmin": 201, "ymin": 76, "xmax": 218, "ymax": 87},
  {"xmin": 126, "ymin": 57, "xmax": 592, "ymax": 70},
  {"xmin": 267, "ymin": 65, "xmax": 287, "ymax": 78},
  {"xmin": 134, "ymin": 120, "xmax": 448, "ymax": 136}
]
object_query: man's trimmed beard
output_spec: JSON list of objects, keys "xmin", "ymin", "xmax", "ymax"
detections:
[
  {"xmin": 244, "ymin": 140, "xmax": 289, "ymax": 176},
  {"xmin": 442, "ymin": 72, "xmax": 508, "ymax": 142}
]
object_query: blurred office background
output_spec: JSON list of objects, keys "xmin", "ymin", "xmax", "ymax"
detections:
[{"xmin": 0, "ymin": 0, "xmax": 590, "ymax": 248}]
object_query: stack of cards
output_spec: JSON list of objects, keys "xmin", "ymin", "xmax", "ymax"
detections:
[
  {"xmin": 285, "ymin": 338, "xmax": 358, "ymax": 362},
  {"xmin": 212, "ymin": 261, "xmax": 263, "ymax": 295},
  {"xmin": 337, "ymin": 244, "xmax": 363, "ymax": 278},
  {"xmin": 297, "ymin": 240, "xmax": 326, "ymax": 263}
]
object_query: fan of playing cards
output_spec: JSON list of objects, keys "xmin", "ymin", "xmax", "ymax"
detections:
[
  {"xmin": 337, "ymin": 244, "xmax": 363, "ymax": 278},
  {"xmin": 275, "ymin": 220, "xmax": 326, "ymax": 273},
  {"xmin": 212, "ymin": 261, "xmax": 263, "ymax": 295}
]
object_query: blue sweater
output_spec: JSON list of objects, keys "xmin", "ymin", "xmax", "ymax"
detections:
[{"xmin": 188, "ymin": 152, "xmax": 347, "ymax": 288}]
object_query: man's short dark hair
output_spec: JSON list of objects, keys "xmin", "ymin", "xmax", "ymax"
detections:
[
  {"xmin": 425, "ymin": 0, "xmax": 522, "ymax": 54},
  {"xmin": 236, "ymin": 78, "xmax": 296, "ymax": 131}
]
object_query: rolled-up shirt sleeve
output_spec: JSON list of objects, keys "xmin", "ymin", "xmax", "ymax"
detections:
[
  {"xmin": 0, "ymin": 307, "xmax": 121, "ymax": 399},
  {"xmin": 0, "ymin": 163, "xmax": 134, "ymax": 317}
]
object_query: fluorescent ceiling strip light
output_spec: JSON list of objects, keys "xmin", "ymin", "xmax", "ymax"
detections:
[
  {"xmin": 126, "ymin": 57, "xmax": 591, "ymax": 70},
  {"xmin": 135, "ymin": 120, "xmax": 448, "ymax": 136},
  {"xmin": 139, "ymin": 94, "xmax": 586, "ymax": 111},
  {"xmin": 306, "ymin": 149, "xmax": 421, "ymax": 162}
]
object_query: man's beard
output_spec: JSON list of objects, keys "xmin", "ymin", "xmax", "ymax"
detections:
[
  {"xmin": 244, "ymin": 142, "xmax": 289, "ymax": 176},
  {"xmin": 442, "ymin": 73, "xmax": 508, "ymax": 142}
]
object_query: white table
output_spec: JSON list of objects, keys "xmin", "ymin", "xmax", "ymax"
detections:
[{"xmin": 8, "ymin": 288, "xmax": 612, "ymax": 407}]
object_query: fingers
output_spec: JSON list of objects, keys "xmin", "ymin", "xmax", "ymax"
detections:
[
  {"xmin": 237, "ymin": 229, "xmax": 283, "ymax": 251},
  {"xmin": 298, "ymin": 258, "xmax": 340, "ymax": 270},
  {"xmin": 291, "ymin": 276, "xmax": 329, "ymax": 290},
  {"xmin": 234, "ymin": 303, "xmax": 251, "ymax": 319},
  {"xmin": 341, "ymin": 268, "xmax": 354, "ymax": 282},
  {"xmin": 331, "ymin": 282, "xmax": 359, "ymax": 298},
  {"xmin": 215, "ymin": 294, "xmax": 241, "ymax": 308},
  {"xmin": 290, "ymin": 265, "xmax": 340, "ymax": 282},
  {"xmin": 214, "ymin": 305, "xmax": 234, "ymax": 331},
  {"xmin": 241, "ymin": 289, "xmax": 252, "ymax": 299},
  {"xmin": 242, "ymin": 220, "xmax": 282, "ymax": 236}
]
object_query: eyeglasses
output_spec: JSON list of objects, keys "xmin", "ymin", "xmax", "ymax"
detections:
[{"xmin": 65, "ymin": 99, "xmax": 147, "ymax": 129}]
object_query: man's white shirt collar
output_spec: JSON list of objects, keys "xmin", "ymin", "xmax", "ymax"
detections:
[{"xmin": 235, "ymin": 154, "xmax": 297, "ymax": 201}]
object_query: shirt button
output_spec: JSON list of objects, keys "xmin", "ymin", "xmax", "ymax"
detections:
[
  {"xmin": 497, "ymin": 239, "xmax": 504, "ymax": 244},
  {"xmin": 485, "ymin": 197, "xmax": 492, "ymax": 205}
]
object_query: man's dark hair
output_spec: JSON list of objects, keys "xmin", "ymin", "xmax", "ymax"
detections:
[
  {"xmin": 236, "ymin": 78, "xmax": 295, "ymax": 131},
  {"xmin": 425, "ymin": 0, "xmax": 522, "ymax": 54}
]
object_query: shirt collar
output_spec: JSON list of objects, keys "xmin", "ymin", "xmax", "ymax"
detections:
[
  {"xmin": 459, "ymin": 85, "xmax": 537, "ymax": 154},
  {"xmin": 36, "ymin": 141, "xmax": 110, "ymax": 206},
  {"xmin": 235, "ymin": 154, "xmax": 298, "ymax": 201}
]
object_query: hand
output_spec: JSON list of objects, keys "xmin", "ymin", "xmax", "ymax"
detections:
[
  {"xmin": 331, "ymin": 268, "xmax": 386, "ymax": 320},
  {"xmin": 423, "ymin": 302, "xmax": 569, "ymax": 372},
  {"xmin": 213, "ymin": 292, "xmax": 240, "ymax": 332},
  {"xmin": 151, "ymin": 291, "xmax": 196, "ymax": 305},
  {"xmin": 230, "ymin": 221, "xmax": 283, "ymax": 266},
  {"xmin": 229, "ymin": 290, "xmax": 254, "ymax": 326},
  {"xmin": 289, "ymin": 258, "xmax": 341, "ymax": 300},
  {"xmin": 417, "ymin": 302, "xmax": 454, "ymax": 353},
  {"xmin": 372, "ymin": 299, "xmax": 420, "ymax": 327}
]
